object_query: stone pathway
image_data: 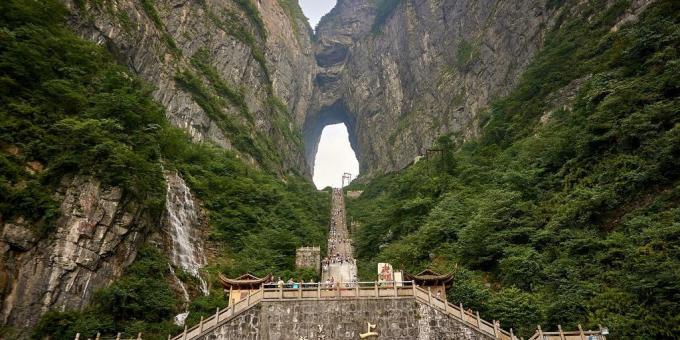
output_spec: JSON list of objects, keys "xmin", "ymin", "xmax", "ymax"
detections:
[{"xmin": 321, "ymin": 188, "xmax": 357, "ymax": 284}]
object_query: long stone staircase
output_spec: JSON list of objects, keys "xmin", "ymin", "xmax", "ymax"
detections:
[{"xmin": 321, "ymin": 188, "xmax": 357, "ymax": 284}]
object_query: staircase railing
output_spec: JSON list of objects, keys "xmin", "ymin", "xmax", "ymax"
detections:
[
  {"xmin": 411, "ymin": 286, "xmax": 518, "ymax": 340},
  {"xmin": 526, "ymin": 324, "xmax": 608, "ymax": 340},
  {"xmin": 170, "ymin": 281, "xmax": 518, "ymax": 340}
]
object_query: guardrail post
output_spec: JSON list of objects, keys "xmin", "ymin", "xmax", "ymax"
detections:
[
  {"xmin": 493, "ymin": 320, "xmax": 499, "ymax": 339},
  {"xmin": 336, "ymin": 283, "xmax": 340, "ymax": 298},
  {"xmin": 578, "ymin": 324, "xmax": 586, "ymax": 340},
  {"xmin": 355, "ymin": 283, "xmax": 359, "ymax": 297},
  {"xmin": 215, "ymin": 307, "xmax": 220, "ymax": 323},
  {"xmin": 427, "ymin": 287, "xmax": 432, "ymax": 304},
  {"xmin": 411, "ymin": 281, "xmax": 416, "ymax": 296},
  {"xmin": 137, "ymin": 332, "xmax": 142, "ymax": 340},
  {"xmin": 558, "ymin": 324, "xmax": 565, "ymax": 340},
  {"xmin": 510, "ymin": 328, "xmax": 515, "ymax": 340},
  {"xmin": 394, "ymin": 282, "xmax": 398, "ymax": 297},
  {"xmin": 74, "ymin": 333, "xmax": 80, "ymax": 340},
  {"xmin": 199, "ymin": 316, "xmax": 204, "ymax": 333},
  {"xmin": 459, "ymin": 303, "xmax": 464, "ymax": 320},
  {"xmin": 476, "ymin": 311, "xmax": 481, "ymax": 329},
  {"xmin": 247, "ymin": 290, "xmax": 251, "ymax": 305},
  {"xmin": 318, "ymin": 283, "xmax": 321, "ymax": 298},
  {"xmin": 182, "ymin": 325, "xmax": 188, "ymax": 340},
  {"xmin": 298, "ymin": 283, "xmax": 302, "ymax": 298},
  {"xmin": 538, "ymin": 325, "xmax": 544, "ymax": 339},
  {"xmin": 95, "ymin": 332, "xmax": 101, "ymax": 340},
  {"xmin": 374, "ymin": 281, "xmax": 378, "ymax": 297},
  {"xmin": 443, "ymin": 289, "xmax": 449, "ymax": 313},
  {"xmin": 279, "ymin": 286, "xmax": 283, "ymax": 300}
]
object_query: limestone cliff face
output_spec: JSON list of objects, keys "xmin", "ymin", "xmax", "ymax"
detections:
[
  {"xmin": 62, "ymin": 0, "xmax": 316, "ymax": 174},
  {"xmin": 0, "ymin": 176, "xmax": 150, "ymax": 329},
  {"xmin": 306, "ymin": 0, "xmax": 552, "ymax": 176}
]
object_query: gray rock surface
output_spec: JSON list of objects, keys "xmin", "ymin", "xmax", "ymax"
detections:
[
  {"xmin": 0, "ymin": 176, "xmax": 150, "ymax": 330},
  {"xmin": 305, "ymin": 0, "xmax": 552, "ymax": 176},
  {"xmin": 62, "ymin": 0, "xmax": 316, "ymax": 174}
]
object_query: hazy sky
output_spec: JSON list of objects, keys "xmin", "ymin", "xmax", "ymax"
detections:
[
  {"xmin": 312, "ymin": 124, "xmax": 360, "ymax": 189},
  {"xmin": 299, "ymin": 0, "xmax": 337, "ymax": 28}
]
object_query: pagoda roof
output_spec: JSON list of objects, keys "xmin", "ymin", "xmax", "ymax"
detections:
[
  {"xmin": 404, "ymin": 269, "xmax": 454, "ymax": 286},
  {"xmin": 219, "ymin": 273, "xmax": 272, "ymax": 289}
]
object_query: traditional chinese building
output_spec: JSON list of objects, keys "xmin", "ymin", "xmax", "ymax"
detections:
[
  {"xmin": 218, "ymin": 273, "xmax": 272, "ymax": 306},
  {"xmin": 404, "ymin": 269, "xmax": 454, "ymax": 298}
]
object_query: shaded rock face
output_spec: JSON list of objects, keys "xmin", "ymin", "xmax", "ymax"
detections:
[
  {"xmin": 0, "ymin": 176, "xmax": 150, "ymax": 330},
  {"xmin": 305, "ymin": 0, "xmax": 551, "ymax": 176},
  {"xmin": 62, "ymin": 0, "xmax": 316, "ymax": 174}
]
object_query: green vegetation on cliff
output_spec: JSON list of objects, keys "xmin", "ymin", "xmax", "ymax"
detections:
[
  {"xmin": 348, "ymin": 1, "xmax": 679, "ymax": 338},
  {"xmin": 0, "ymin": 0, "xmax": 167, "ymax": 234},
  {"xmin": 0, "ymin": 0, "xmax": 327, "ymax": 338},
  {"xmin": 278, "ymin": 0, "xmax": 314, "ymax": 42},
  {"xmin": 33, "ymin": 247, "xmax": 180, "ymax": 339}
]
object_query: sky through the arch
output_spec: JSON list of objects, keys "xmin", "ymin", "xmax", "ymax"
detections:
[
  {"xmin": 299, "ymin": 1, "xmax": 358, "ymax": 189},
  {"xmin": 312, "ymin": 124, "xmax": 360, "ymax": 189}
]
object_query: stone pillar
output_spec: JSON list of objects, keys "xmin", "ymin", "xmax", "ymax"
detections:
[{"xmin": 295, "ymin": 246, "xmax": 321, "ymax": 275}]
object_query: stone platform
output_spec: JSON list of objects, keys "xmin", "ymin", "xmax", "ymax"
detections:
[
  {"xmin": 173, "ymin": 284, "xmax": 516, "ymax": 340},
  {"xmin": 195, "ymin": 298, "xmax": 492, "ymax": 340}
]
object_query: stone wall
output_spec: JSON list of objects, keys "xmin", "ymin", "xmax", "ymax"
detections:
[
  {"xmin": 196, "ymin": 298, "xmax": 493, "ymax": 340},
  {"xmin": 295, "ymin": 247, "xmax": 320, "ymax": 275}
]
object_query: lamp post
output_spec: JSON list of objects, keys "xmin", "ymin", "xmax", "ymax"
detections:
[{"xmin": 341, "ymin": 173, "xmax": 352, "ymax": 187}]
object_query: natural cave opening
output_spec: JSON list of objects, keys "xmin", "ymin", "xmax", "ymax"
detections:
[
  {"xmin": 312, "ymin": 123, "xmax": 359, "ymax": 189},
  {"xmin": 304, "ymin": 102, "xmax": 360, "ymax": 189}
]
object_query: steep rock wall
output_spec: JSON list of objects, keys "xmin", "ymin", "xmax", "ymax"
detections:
[
  {"xmin": 0, "ymin": 176, "xmax": 150, "ymax": 330},
  {"xmin": 62, "ymin": 0, "xmax": 316, "ymax": 174},
  {"xmin": 306, "ymin": 0, "xmax": 552, "ymax": 175}
]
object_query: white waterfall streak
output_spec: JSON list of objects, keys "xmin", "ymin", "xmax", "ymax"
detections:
[{"xmin": 164, "ymin": 172, "xmax": 209, "ymax": 295}]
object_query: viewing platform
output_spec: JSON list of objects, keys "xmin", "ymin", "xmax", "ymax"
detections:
[{"xmin": 171, "ymin": 281, "xmax": 518, "ymax": 340}]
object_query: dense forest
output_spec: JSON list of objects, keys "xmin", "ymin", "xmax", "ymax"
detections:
[
  {"xmin": 347, "ymin": 0, "xmax": 679, "ymax": 338},
  {"xmin": 0, "ymin": 0, "xmax": 327, "ymax": 338}
]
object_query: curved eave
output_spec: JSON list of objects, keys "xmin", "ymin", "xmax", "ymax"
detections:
[
  {"xmin": 219, "ymin": 273, "xmax": 272, "ymax": 289},
  {"xmin": 404, "ymin": 272, "xmax": 454, "ymax": 286}
]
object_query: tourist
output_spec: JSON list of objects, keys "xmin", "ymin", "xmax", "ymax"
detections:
[{"xmin": 277, "ymin": 277, "xmax": 284, "ymax": 288}]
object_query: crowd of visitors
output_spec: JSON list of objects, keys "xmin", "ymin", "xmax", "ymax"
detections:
[{"xmin": 261, "ymin": 276, "xmax": 358, "ymax": 289}]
